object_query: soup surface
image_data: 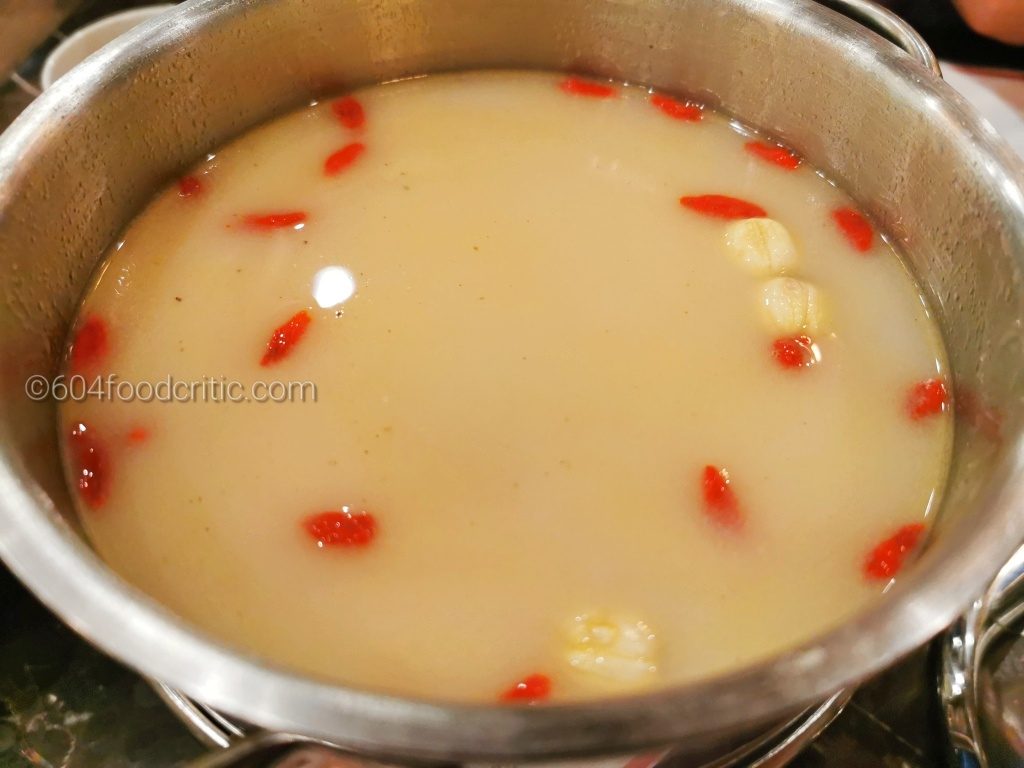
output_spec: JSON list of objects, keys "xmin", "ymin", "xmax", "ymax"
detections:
[{"xmin": 59, "ymin": 70, "xmax": 951, "ymax": 702}]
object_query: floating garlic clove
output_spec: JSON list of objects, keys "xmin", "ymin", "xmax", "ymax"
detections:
[
  {"xmin": 565, "ymin": 612, "xmax": 657, "ymax": 684},
  {"xmin": 760, "ymin": 277, "xmax": 824, "ymax": 334},
  {"xmin": 723, "ymin": 218, "xmax": 798, "ymax": 275}
]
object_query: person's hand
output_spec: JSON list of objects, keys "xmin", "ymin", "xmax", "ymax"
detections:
[{"xmin": 953, "ymin": 0, "xmax": 1024, "ymax": 45}]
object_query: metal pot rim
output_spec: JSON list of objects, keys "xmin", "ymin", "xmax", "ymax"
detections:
[{"xmin": 2, "ymin": 0, "xmax": 1024, "ymax": 760}]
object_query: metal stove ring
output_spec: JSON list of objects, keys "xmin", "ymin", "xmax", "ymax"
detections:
[{"xmin": 153, "ymin": 682, "xmax": 850, "ymax": 768}]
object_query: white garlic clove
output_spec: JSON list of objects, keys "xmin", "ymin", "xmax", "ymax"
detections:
[
  {"xmin": 760, "ymin": 277, "xmax": 824, "ymax": 334},
  {"xmin": 723, "ymin": 217, "xmax": 798, "ymax": 275},
  {"xmin": 565, "ymin": 612, "xmax": 658, "ymax": 684}
]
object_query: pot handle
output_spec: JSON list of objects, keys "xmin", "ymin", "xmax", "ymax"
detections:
[
  {"xmin": 815, "ymin": 0, "xmax": 942, "ymax": 78},
  {"xmin": 938, "ymin": 542, "xmax": 1024, "ymax": 767}
]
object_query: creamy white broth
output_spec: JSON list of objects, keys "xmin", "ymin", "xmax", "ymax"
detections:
[{"xmin": 59, "ymin": 70, "xmax": 951, "ymax": 702}]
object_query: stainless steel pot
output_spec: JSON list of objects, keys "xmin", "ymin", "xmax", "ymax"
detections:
[{"xmin": 1, "ymin": 0, "xmax": 1023, "ymax": 763}]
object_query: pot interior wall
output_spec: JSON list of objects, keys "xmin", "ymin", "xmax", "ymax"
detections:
[{"xmin": 0, "ymin": 0, "xmax": 1023, "ymax": 753}]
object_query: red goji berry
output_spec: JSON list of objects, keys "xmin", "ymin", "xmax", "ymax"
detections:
[
  {"xmin": 863, "ymin": 523, "xmax": 926, "ymax": 580},
  {"xmin": 331, "ymin": 96, "xmax": 366, "ymax": 130},
  {"xmin": 260, "ymin": 310, "xmax": 312, "ymax": 367},
  {"xmin": 304, "ymin": 508, "xmax": 377, "ymax": 548},
  {"xmin": 745, "ymin": 140, "xmax": 801, "ymax": 170},
  {"xmin": 772, "ymin": 335, "xmax": 816, "ymax": 369},
  {"xmin": 324, "ymin": 142, "xmax": 366, "ymax": 176},
  {"xmin": 69, "ymin": 422, "xmax": 109, "ymax": 510},
  {"xmin": 701, "ymin": 465, "xmax": 743, "ymax": 530},
  {"xmin": 178, "ymin": 175, "xmax": 203, "ymax": 198},
  {"xmin": 907, "ymin": 378, "xmax": 948, "ymax": 420},
  {"xmin": 680, "ymin": 195, "xmax": 767, "ymax": 220},
  {"xmin": 650, "ymin": 94, "xmax": 702, "ymax": 122},
  {"xmin": 241, "ymin": 212, "xmax": 308, "ymax": 231},
  {"xmin": 559, "ymin": 77, "xmax": 617, "ymax": 98},
  {"xmin": 832, "ymin": 207, "xmax": 873, "ymax": 252},
  {"xmin": 69, "ymin": 316, "xmax": 109, "ymax": 373},
  {"xmin": 500, "ymin": 673, "xmax": 552, "ymax": 703}
]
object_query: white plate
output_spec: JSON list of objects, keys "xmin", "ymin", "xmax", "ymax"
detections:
[
  {"xmin": 41, "ymin": 5, "xmax": 176, "ymax": 91},
  {"xmin": 942, "ymin": 63, "xmax": 1024, "ymax": 160}
]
